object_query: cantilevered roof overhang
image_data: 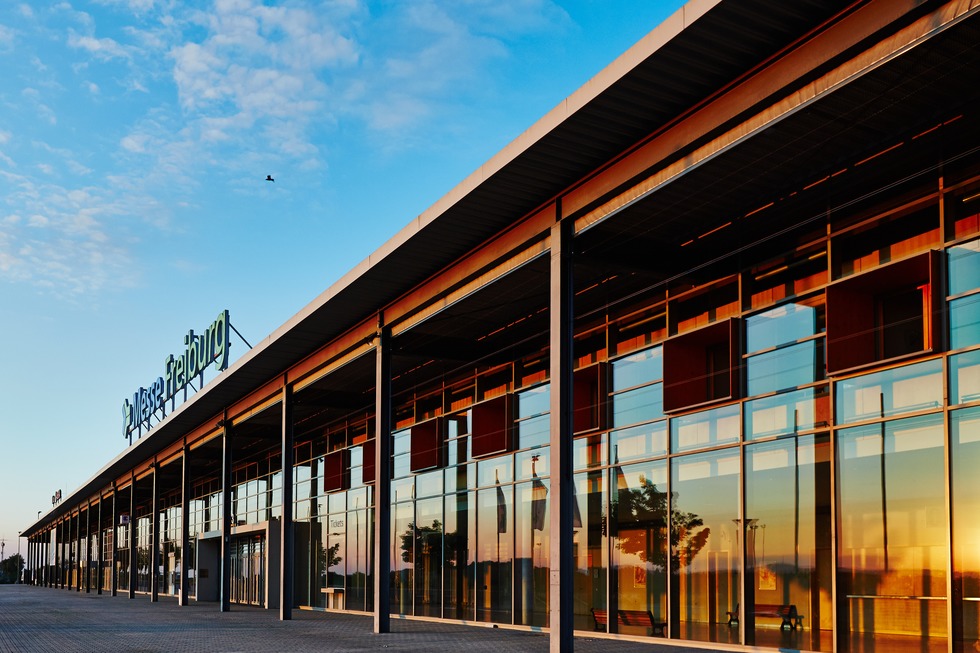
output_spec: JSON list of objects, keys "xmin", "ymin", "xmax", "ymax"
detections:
[{"xmin": 26, "ymin": 0, "xmax": 980, "ymax": 535}]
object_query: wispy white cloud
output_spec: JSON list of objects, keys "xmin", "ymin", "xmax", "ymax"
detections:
[
  {"xmin": 0, "ymin": 170, "xmax": 143, "ymax": 294},
  {"xmin": 68, "ymin": 30, "xmax": 131, "ymax": 60},
  {"xmin": 1, "ymin": 0, "xmax": 571, "ymax": 296},
  {"xmin": 0, "ymin": 24, "xmax": 14, "ymax": 51}
]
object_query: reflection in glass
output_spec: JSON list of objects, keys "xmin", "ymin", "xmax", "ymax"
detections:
[
  {"xmin": 745, "ymin": 387, "xmax": 829, "ymax": 440},
  {"xmin": 515, "ymin": 463, "xmax": 549, "ymax": 627},
  {"xmin": 671, "ymin": 404, "xmax": 740, "ymax": 453},
  {"xmin": 837, "ymin": 414, "xmax": 947, "ymax": 651},
  {"xmin": 612, "ymin": 346, "xmax": 663, "ymax": 390},
  {"xmin": 325, "ymin": 511, "xmax": 345, "ymax": 596},
  {"xmin": 670, "ymin": 449, "xmax": 740, "ymax": 644},
  {"xmin": 612, "ymin": 460, "xmax": 668, "ymax": 636},
  {"xmin": 443, "ymin": 492, "xmax": 473, "ymax": 620},
  {"xmin": 950, "ymin": 295, "xmax": 980, "ymax": 350},
  {"xmin": 747, "ymin": 341, "xmax": 817, "ymax": 396},
  {"xmin": 747, "ymin": 303, "xmax": 818, "ymax": 353},
  {"xmin": 573, "ymin": 433, "xmax": 606, "ymax": 471},
  {"xmin": 413, "ymin": 498, "xmax": 443, "ymax": 617},
  {"xmin": 391, "ymin": 502, "xmax": 413, "ymax": 615},
  {"xmin": 346, "ymin": 499, "xmax": 370, "ymax": 612},
  {"xmin": 518, "ymin": 414, "xmax": 550, "ymax": 449},
  {"xmin": 573, "ymin": 470, "xmax": 606, "ymax": 631},
  {"xmin": 612, "ymin": 383, "xmax": 664, "ymax": 428},
  {"xmin": 836, "ymin": 359, "xmax": 943, "ymax": 424},
  {"xmin": 745, "ymin": 436, "xmax": 832, "ymax": 650},
  {"xmin": 518, "ymin": 385, "xmax": 551, "ymax": 419},
  {"xmin": 951, "ymin": 350, "xmax": 980, "ymax": 406},
  {"xmin": 952, "ymin": 407, "xmax": 980, "ymax": 653},
  {"xmin": 611, "ymin": 420, "xmax": 667, "ymax": 461},
  {"xmin": 948, "ymin": 238, "xmax": 980, "ymax": 296},
  {"xmin": 477, "ymin": 482, "xmax": 512, "ymax": 624}
]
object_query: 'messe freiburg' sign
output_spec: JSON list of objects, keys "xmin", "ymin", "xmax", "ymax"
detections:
[{"xmin": 122, "ymin": 309, "xmax": 231, "ymax": 440}]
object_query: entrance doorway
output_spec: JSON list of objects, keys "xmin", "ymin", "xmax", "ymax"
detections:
[{"xmin": 230, "ymin": 534, "xmax": 265, "ymax": 606}]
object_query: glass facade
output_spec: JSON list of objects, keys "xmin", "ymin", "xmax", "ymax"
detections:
[{"xmin": 33, "ymin": 229, "xmax": 980, "ymax": 652}]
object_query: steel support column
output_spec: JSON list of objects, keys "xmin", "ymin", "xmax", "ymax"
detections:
[
  {"xmin": 75, "ymin": 511, "xmax": 82, "ymax": 592},
  {"xmin": 373, "ymin": 322, "xmax": 392, "ymax": 634},
  {"xmin": 63, "ymin": 519, "xmax": 68, "ymax": 590},
  {"xmin": 280, "ymin": 383, "xmax": 295, "ymax": 620},
  {"xmin": 548, "ymin": 214, "xmax": 575, "ymax": 653},
  {"xmin": 220, "ymin": 418, "xmax": 232, "ymax": 612},
  {"xmin": 97, "ymin": 498, "xmax": 103, "ymax": 595},
  {"xmin": 129, "ymin": 475, "xmax": 137, "ymax": 599},
  {"xmin": 86, "ymin": 501, "xmax": 92, "ymax": 594},
  {"xmin": 180, "ymin": 446, "xmax": 190, "ymax": 606},
  {"xmin": 151, "ymin": 464, "xmax": 160, "ymax": 603},
  {"xmin": 111, "ymin": 487, "xmax": 118, "ymax": 597}
]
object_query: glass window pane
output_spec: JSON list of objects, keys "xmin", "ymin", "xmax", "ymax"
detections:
[
  {"xmin": 392, "ymin": 429, "xmax": 410, "ymax": 456},
  {"xmin": 477, "ymin": 484, "xmax": 512, "ymax": 624},
  {"xmin": 837, "ymin": 414, "xmax": 947, "ymax": 643},
  {"xmin": 572, "ymin": 470, "xmax": 606, "ymax": 631},
  {"xmin": 671, "ymin": 404, "xmax": 740, "ymax": 453},
  {"xmin": 515, "ymin": 448, "xmax": 549, "ymax": 481},
  {"xmin": 326, "ymin": 512, "xmax": 346, "ymax": 590},
  {"xmin": 747, "ymin": 340, "xmax": 817, "ymax": 396},
  {"xmin": 477, "ymin": 456, "xmax": 512, "ymax": 488},
  {"xmin": 415, "ymin": 469, "xmax": 443, "ymax": 498},
  {"xmin": 443, "ymin": 492, "xmax": 474, "ymax": 621},
  {"xmin": 949, "ymin": 238, "xmax": 980, "ymax": 296},
  {"xmin": 413, "ymin": 497, "xmax": 443, "ymax": 618},
  {"xmin": 346, "ymin": 503, "xmax": 369, "ymax": 612},
  {"xmin": 670, "ymin": 450, "xmax": 740, "ymax": 645},
  {"xmin": 612, "ymin": 347, "xmax": 663, "ymax": 390},
  {"xmin": 611, "ymin": 460, "xmax": 668, "ymax": 637},
  {"xmin": 515, "ymin": 478, "xmax": 549, "ymax": 627},
  {"xmin": 391, "ymin": 502, "xmax": 414, "ymax": 615},
  {"xmin": 747, "ymin": 302, "xmax": 818, "ymax": 353},
  {"xmin": 518, "ymin": 414, "xmax": 550, "ymax": 449},
  {"xmin": 612, "ymin": 383, "xmax": 663, "ymax": 428},
  {"xmin": 391, "ymin": 477, "xmax": 414, "ymax": 504},
  {"xmin": 573, "ymin": 432, "xmax": 606, "ymax": 471},
  {"xmin": 745, "ymin": 386, "xmax": 829, "ymax": 440},
  {"xmin": 745, "ymin": 436, "xmax": 832, "ymax": 650},
  {"xmin": 392, "ymin": 453, "xmax": 411, "ymax": 480},
  {"xmin": 951, "ymin": 350, "xmax": 980, "ymax": 405},
  {"xmin": 610, "ymin": 420, "xmax": 667, "ymax": 462},
  {"xmin": 950, "ymin": 294, "xmax": 980, "ymax": 349},
  {"xmin": 952, "ymin": 407, "xmax": 980, "ymax": 650},
  {"xmin": 518, "ymin": 385, "xmax": 550, "ymax": 419},
  {"xmin": 836, "ymin": 359, "xmax": 943, "ymax": 424}
]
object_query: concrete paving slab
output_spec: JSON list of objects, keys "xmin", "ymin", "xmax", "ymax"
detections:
[{"xmin": 0, "ymin": 585, "xmax": 734, "ymax": 653}]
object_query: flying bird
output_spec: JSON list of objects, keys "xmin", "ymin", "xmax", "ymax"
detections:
[{"xmin": 266, "ymin": 175, "xmax": 274, "ymax": 182}]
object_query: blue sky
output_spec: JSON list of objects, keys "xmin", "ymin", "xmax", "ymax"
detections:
[{"xmin": 0, "ymin": 0, "xmax": 684, "ymax": 554}]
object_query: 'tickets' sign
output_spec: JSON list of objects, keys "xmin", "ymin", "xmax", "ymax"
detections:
[{"xmin": 122, "ymin": 309, "xmax": 231, "ymax": 441}]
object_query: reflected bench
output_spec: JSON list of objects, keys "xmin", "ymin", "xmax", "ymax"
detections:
[
  {"xmin": 591, "ymin": 608, "xmax": 666, "ymax": 636},
  {"xmin": 726, "ymin": 603, "xmax": 804, "ymax": 630}
]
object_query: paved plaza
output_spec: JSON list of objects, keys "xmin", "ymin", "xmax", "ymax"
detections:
[{"xmin": 0, "ymin": 585, "xmax": 730, "ymax": 653}]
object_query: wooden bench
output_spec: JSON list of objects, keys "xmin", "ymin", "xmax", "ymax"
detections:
[
  {"xmin": 591, "ymin": 608, "xmax": 667, "ymax": 636},
  {"xmin": 726, "ymin": 603, "xmax": 804, "ymax": 630}
]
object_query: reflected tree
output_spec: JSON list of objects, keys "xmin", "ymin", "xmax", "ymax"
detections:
[
  {"xmin": 399, "ymin": 520, "xmax": 444, "ymax": 564},
  {"xmin": 613, "ymin": 476, "xmax": 710, "ymax": 571}
]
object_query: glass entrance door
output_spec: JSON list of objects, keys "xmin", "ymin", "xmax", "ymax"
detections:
[{"xmin": 229, "ymin": 534, "xmax": 265, "ymax": 606}]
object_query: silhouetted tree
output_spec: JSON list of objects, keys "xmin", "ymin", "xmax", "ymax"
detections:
[
  {"xmin": 612, "ymin": 476, "xmax": 709, "ymax": 572},
  {"xmin": 1, "ymin": 554, "xmax": 25, "ymax": 583}
]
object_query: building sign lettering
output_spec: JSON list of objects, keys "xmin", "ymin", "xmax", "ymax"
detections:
[{"xmin": 122, "ymin": 310, "xmax": 231, "ymax": 442}]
